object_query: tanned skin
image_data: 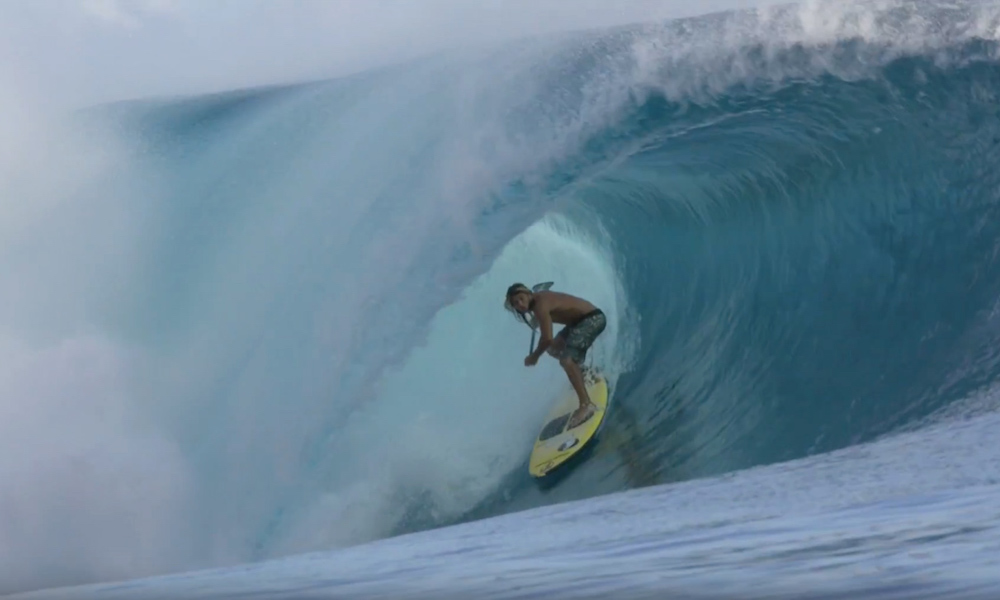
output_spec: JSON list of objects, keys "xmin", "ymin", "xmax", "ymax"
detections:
[{"xmin": 508, "ymin": 289, "xmax": 597, "ymax": 428}]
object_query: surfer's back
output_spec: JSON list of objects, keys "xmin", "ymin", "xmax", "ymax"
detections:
[{"xmin": 533, "ymin": 290, "xmax": 598, "ymax": 325}]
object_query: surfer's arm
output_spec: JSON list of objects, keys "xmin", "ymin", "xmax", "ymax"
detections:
[{"xmin": 529, "ymin": 308, "xmax": 554, "ymax": 359}]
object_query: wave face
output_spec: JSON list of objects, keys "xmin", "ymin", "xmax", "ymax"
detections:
[
  {"xmin": 588, "ymin": 29, "xmax": 1000, "ymax": 482},
  {"xmin": 6, "ymin": 0, "xmax": 1000, "ymax": 594}
]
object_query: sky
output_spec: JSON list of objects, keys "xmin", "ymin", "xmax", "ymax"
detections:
[{"xmin": 0, "ymin": 0, "xmax": 770, "ymax": 110}]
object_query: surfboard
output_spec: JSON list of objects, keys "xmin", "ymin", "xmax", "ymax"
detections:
[{"xmin": 528, "ymin": 368, "xmax": 609, "ymax": 478}]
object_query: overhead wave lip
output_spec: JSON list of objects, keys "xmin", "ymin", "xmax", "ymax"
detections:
[
  {"xmin": 627, "ymin": 0, "xmax": 1000, "ymax": 81},
  {"xmin": 448, "ymin": 0, "xmax": 1000, "ymax": 215}
]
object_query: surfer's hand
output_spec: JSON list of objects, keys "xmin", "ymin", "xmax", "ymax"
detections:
[{"xmin": 524, "ymin": 354, "xmax": 539, "ymax": 366}]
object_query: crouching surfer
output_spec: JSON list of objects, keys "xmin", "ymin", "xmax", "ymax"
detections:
[{"xmin": 504, "ymin": 283, "xmax": 607, "ymax": 429}]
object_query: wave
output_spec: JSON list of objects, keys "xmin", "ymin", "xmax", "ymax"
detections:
[
  {"xmin": 6, "ymin": 0, "xmax": 1000, "ymax": 594},
  {"xmin": 585, "ymin": 37, "xmax": 1000, "ymax": 477}
]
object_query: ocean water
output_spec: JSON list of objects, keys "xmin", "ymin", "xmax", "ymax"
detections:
[
  {"xmin": 4, "ymin": 0, "xmax": 1000, "ymax": 598},
  {"xmin": 10, "ymin": 393, "xmax": 1000, "ymax": 599}
]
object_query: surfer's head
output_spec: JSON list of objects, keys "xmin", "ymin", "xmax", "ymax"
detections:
[{"xmin": 504, "ymin": 283, "xmax": 532, "ymax": 315}]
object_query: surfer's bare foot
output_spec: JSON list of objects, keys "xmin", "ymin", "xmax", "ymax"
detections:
[{"xmin": 568, "ymin": 403, "xmax": 596, "ymax": 428}]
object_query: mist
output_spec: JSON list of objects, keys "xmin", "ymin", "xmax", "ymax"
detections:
[{"xmin": 0, "ymin": 0, "xmax": 774, "ymax": 108}]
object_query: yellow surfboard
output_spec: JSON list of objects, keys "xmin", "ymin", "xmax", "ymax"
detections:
[{"xmin": 528, "ymin": 369, "xmax": 609, "ymax": 478}]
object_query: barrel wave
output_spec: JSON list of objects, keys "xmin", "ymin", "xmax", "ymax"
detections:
[{"xmin": 5, "ymin": 0, "xmax": 1000, "ymax": 594}]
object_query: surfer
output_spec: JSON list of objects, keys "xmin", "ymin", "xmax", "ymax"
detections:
[{"xmin": 504, "ymin": 283, "xmax": 607, "ymax": 428}]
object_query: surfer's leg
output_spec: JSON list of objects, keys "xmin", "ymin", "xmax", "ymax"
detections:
[
  {"xmin": 547, "ymin": 328, "xmax": 568, "ymax": 357},
  {"xmin": 562, "ymin": 310, "xmax": 607, "ymax": 366},
  {"xmin": 559, "ymin": 310, "xmax": 606, "ymax": 428},
  {"xmin": 560, "ymin": 356, "xmax": 595, "ymax": 428},
  {"xmin": 560, "ymin": 356, "xmax": 590, "ymax": 407}
]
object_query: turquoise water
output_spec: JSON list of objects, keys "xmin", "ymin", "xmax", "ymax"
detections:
[{"xmin": 4, "ymin": 1, "xmax": 1000, "ymax": 597}]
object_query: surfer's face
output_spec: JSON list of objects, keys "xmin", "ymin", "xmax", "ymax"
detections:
[{"xmin": 509, "ymin": 290, "xmax": 531, "ymax": 312}]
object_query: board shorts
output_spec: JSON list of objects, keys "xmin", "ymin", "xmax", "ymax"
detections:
[{"xmin": 553, "ymin": 309, "xmax": 606, "ymax": 365}]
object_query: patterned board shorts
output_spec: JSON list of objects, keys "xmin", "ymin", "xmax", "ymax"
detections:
[{"xmin": 552, "ymin": 309, "xmax": 607, "ymax": 365}]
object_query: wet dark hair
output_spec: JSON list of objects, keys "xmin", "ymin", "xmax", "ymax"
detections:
[
  {"xmin": 506, "ymin": 283, "xmax": 530, "ymax": 299},
  {"xmin": 503, "ymin": 283, "xmax": 533, "ymax": 325}
]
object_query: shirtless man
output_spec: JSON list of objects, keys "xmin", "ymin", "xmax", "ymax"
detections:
[{"xmin": 504, "ymin": 283, "xmax": 607, "ymax": 428}]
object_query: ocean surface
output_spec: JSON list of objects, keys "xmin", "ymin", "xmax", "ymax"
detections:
[{"xmin": 4, "ymin": 1, "xmax": 1000, "ymax": 598}]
